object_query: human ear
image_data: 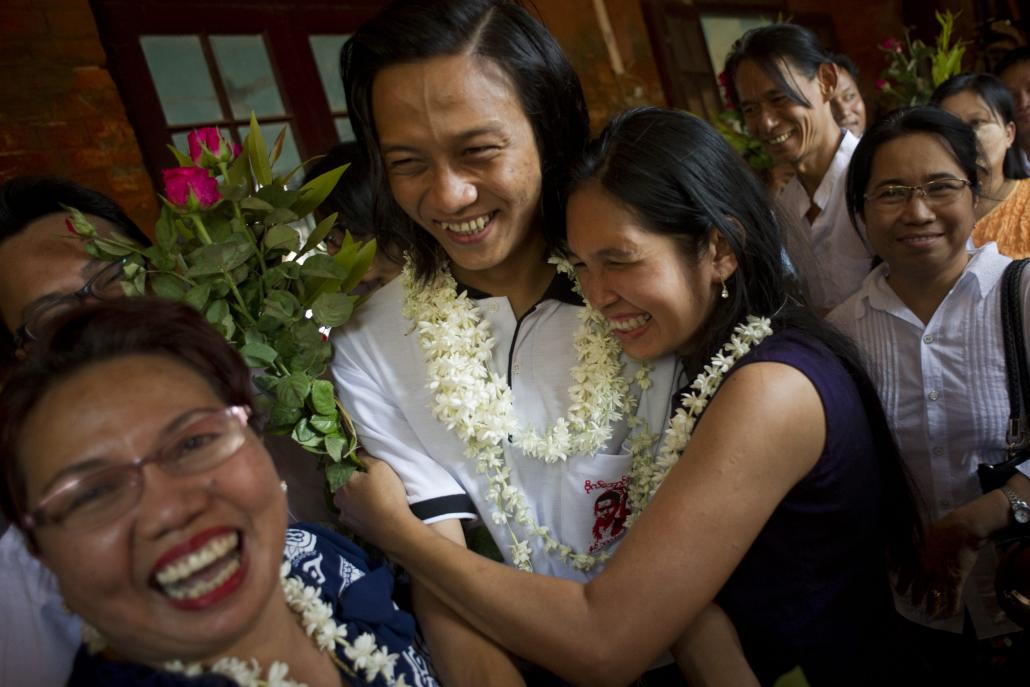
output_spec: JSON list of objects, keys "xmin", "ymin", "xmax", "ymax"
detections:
[
  {"xmin": 707, "ymin": 225, "xmax": 740, "ymax": 285},
  {"xmin": 817, "ymin": 63, "xmax": 839, "ymax": 101},
  {"xmin": 1004, "ymin": 121, "xmax": 1017, "ymax": 149}
]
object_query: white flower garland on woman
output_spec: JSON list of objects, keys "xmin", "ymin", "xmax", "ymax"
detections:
[{"xmin": 83, "ymin": 563, "xmax": 409, "ymax": 687}]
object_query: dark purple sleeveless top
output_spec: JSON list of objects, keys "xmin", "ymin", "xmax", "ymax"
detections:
[{"xmin": 701, "ymin": 329, "xmax": 896, "ymax": 686}]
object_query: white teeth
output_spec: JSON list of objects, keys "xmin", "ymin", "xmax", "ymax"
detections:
[
  {"xmin": 768, "ymin": 130, "xmax": 792, "ymax": 145},
  {"xmin": 164, "ymin": 557, "xmax": 240, "ymax": 600},
  {"xmin": 155, "ymin": 532, "xmax": 238, "ymax": 586},
  {"xmin": 609, "ymin": 314, "xmax": 651, "ymax": 332},
  {"xmin": 441, "ymin": 214, "xmax": 490, "ymax": 234}
]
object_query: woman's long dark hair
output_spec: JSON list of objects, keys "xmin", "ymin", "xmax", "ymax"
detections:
[
  {"xmin": 929, "ymin": 72, "xmax": 1028, "ymax": 181},
  {"xmin": 570, "ymin": 107, "xmax": 923, "ymax": 568},
  {"xmin": 723, "ymin": 23, "xmax": 831, "ymax": 111}
]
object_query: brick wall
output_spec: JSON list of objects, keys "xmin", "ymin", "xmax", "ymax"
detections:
[{"xmin": 0, "ymin": 0, "xmax": 157, "ymax": 232}]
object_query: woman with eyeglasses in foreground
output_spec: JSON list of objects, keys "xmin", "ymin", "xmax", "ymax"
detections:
[
  {"xmin": 829, "ymin": 106, "xmax": 1030, "ymax": 684},
  {"xmin": 0, "ymin": 297, "xmax": 437, "ymax": 687},
  {"xmin": 931, "ymin": 73, "xmax": 1030, "ymax": 259}
]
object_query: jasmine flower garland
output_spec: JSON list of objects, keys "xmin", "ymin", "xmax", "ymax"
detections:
[
  {"xmin": 401, "ymin": 256, "xmax": 652, "ymax": 572},
  {"xmin": 625, "ymin": 315, "xmax": 774, "ymax": 524},
  {"xmin": 82, "ymin": 564, "xmax": 409, "ymax": 687}
]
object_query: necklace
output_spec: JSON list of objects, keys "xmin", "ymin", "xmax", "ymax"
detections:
[
  {"xmin": 625, "ymin": 315, "xmax": 774, "ymax": 523},
  {"xmin": 401, "ymin": 256, "xmax": 652, "ymax": 573},
  {"xmin": 82, "ymin": 563, "xmax": 407, "ymax": 687}
]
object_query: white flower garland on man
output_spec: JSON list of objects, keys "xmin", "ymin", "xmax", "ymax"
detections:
[{"xmin": 402, "ymin": 255, "xmax": 772, "ymax": 573}]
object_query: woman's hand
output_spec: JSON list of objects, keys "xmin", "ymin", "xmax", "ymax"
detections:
[
  {"xmin": 335, "ymin": 454, "xmax": 416, "ymax": 548},
  {"xmin": 904, "ymin": 508, "xmax": 986, "ymax": 618}
]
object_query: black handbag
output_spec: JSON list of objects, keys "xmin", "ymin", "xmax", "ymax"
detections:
[
  {"xmin": 977, "ymin": 258, "xmax": 1030, "ymax": 493},
  {"xmin": 978, "ymin": 259, "xmax": 1030, "ymax": 629}
]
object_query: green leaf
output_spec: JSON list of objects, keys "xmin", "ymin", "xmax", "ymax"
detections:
[
  {"xmin": 339, "ymin": 239, "xmax": 377, "ymax": 293},
  {"xmin": 204, "ymin": 299, "xmax": 234, "ymax": 338},
  {"xmin": 267, "ymin": 403, "xmax": 302, "ymax": 432},
  {"xmin": 218, "ymin": 181, "xmax": 248, "ymax": 202},
  {"xmin": 301, "ymin": 254, "xmax": 349, "ymax": 281},
  {"xmin": 324, "ymin": 433, "xmax": 346, "ymax": 461},
  {"xmin": 183, "ymin": 282, "xmax": 211, "ymax": 312},
  {"xmin": 263, "ymin": 289, "xmax": 301, "ymax": 321},
  {"xmin": 166, "ymin": 144, "xmax": 193, "ymax": 167},
  {"xmin": 240, "ymin": 341, "xmax": 279, "ymax": 367},
  {"xmin": 269, "ymin": 124, "xmax": 287, "ymax": 165},
  {"xmin": 263, "ymin": 224, "xmax": 300, "ymax": 252},
  {"xmin": 311, "ymin": 292, "xmax": 355, "ymax": 327},
  {"xmin": 155, "ymin": 208, "xmax": 178, "ymax": 251},
  {"xmin": 326, "ymin": 462, "xmax": 356, "ymax": 492},
  {"xmin": 150, "ymin": 273, "xmax": 188, "ymax": 300},
  {"xmin": 772, "ymin": 666, "xmax": 810, "ymax": 687},
  {"xmin": 227, "ymin": 145, "xmax": 251, "ymax": 187},
  {"xmin": 291, "ymin": 417, "xmax": 320, "ymax": 445},
  {"xmin": 291, "ymin": 164, "xmax": 347, "ymax": 217},
  {"xmin": 276, "ymin": 372, "xmax": 312, "ymax": 408},
  {"xmin": 240, "ymin": 197, "xmax": 276, "ymax": 212},
  {"xmin": 92, "ymin": 236, "xmax": 136, "ymax": 257},
  {"xmin": 310, "ymin": 414, "xmax": 337, "ymax": 434},
  {"xmin": 310, "ymin": 379, "xmax": 336, "ymax": 416},
  {"xmin": 246, "ymin": 112, "xmax": 273, "ymax": 186},
  {"xmin": 299, "ymin": 212, "xmax": 338, "ymax": 256},
  {"xmin": 256, "ymin": 185, "xmax": 298, "ymax": 208},
  {"xmin": 266, "ymin": 207, "xmax": 299, "ymax": 225}
]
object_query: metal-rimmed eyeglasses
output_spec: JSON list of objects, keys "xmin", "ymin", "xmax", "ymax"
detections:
[
  {"xmin": 13, "ymin": 258, "xmax": 126, "ymax": 349},
  {"xmin": 23, "ymin": 406, "xmax": 251, "ymax": 533},
  {"xmin": 864, "ymin": 178, "xmax": 972, "ymax": 209}
]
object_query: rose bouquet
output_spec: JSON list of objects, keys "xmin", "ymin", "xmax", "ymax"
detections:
[{"xmin": 68, "ymin": 115, "xmax": 373, "ymax": 490}]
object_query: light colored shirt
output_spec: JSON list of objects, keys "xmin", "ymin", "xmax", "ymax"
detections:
[
  {"xmin": 331, "ymin": 275, "xmax": 678, "ymax": 580},
  {"xmin": 778, "ymin": 130, "xmax": 874, "ymax": 311},
  {"xmin": 0, "ymin": 528, "xmax": 80, "ymax": 686},
  {"xmin": 829, "ymin": 243, "xmax": 1030, "ymax": 637}
]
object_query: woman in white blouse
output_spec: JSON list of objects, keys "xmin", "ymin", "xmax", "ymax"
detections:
[{"xmin": 829, "ymin": 106, "xmax": 1029, "ymax": 684}]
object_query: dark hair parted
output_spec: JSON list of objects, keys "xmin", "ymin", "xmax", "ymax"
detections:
[
  {"xmin": 846, "ymin": 106, "xmax": 982, "ymax": 231},
  {"xmin": 930, "ymin": 72, "xmax": 1028, "ymax": 181},
  {"xmin": 724, "ymin": 23, "xmax": 832, "ymax": 111},
  {"xmin": 341, "ymin": 0, "xmax": 589, "ymax": 280},
  {"xmin": 0, "ymin": 176, "xmax": 149, "ymax": 248},
  {"xmin": 0, "ymin": 298, "xmax": 255, "ymax": 541},
  {"xmin": 570, "ymin": 107, "xmax": 922, "ymax": 569}
]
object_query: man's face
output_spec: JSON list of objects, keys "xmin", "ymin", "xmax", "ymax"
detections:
[
  {"xmin": 1000, "ymin": 60, "xmax": 1030, "ymax": 152},
  {"xmin": 0, "ymin": 212, "xmax": 122, "ymax": 337}
]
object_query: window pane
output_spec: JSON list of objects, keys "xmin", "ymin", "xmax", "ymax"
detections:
[
  {"xmin": 171, "ymin": 131, "xmax": 191, "ymax": 157},
  {"xmin": 309, "ymin": 34, "xmax": 351, "ymax": 112},
  {"xmin": 259, "ymin": 122, "xmax": 302, "ymax": 188},
  {"xmin": 210, "ymin": 35, "xmax": 286, "ymax": 119},
  {"xmin": 700, "ymin": 15, "xmax": 771, "ymax": 83},
  {"xmin": 141, "ymin": 35, "xmax": 222, "ymax": 125},
  {"xmin": 334, "ymin": 117, "xmax": 355, "ymax": 143}
]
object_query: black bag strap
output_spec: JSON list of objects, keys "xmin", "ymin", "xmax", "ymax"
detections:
[{"xmin": 1002, "ymin": 259, "xmax": 1030, "ymax": 454}]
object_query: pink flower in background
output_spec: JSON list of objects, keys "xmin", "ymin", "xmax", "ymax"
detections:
[
  {"xmin": 881, "ymin": 38, "xmax": 902, "ymax": 53},
  {"xmin": 163, "ymin": 167, "xmax": 221, "ymax": 211},
  {"xmin": 875, "ymin": 79, "xmax": 890, "ymax": 92},
  {"xmin": 187, "ymin": 127, "xmax": 238, "ymax": 168}
]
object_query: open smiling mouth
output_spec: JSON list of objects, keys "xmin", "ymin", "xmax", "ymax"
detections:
[
  {"xmin": 766, "ymin": 130, "xmax": 793, "ymax": 145},
  {"xmin": 152, "ymin": 530, "xmax": 244, "ymax": 607},
  {"xmin": 608, "ymin": 314, "xmax": 651, "ymax": 333},
  {"xmin": 438, "ymin": 211, "xmax": 497, "ymax": 237}
]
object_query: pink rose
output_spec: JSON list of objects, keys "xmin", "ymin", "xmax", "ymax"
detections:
[
  {"xmin": 163, "ymin": 167, "xmax": 221, "ymax": 211},
  {"xmin": 186, "ymin": 127, "xmax": 238, "ymax": 168},
  {"xmin": 875, "ymin": 79, "xmax": 890, "ymax": 92},
  {"xmin": 881, "ymin": 38, "xmax": 902, "ymax": 53}
]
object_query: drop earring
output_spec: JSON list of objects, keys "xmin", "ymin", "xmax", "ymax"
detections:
[
  {"xmin": 720, "ymin": 279, "xmax": 729, "ymax": 300},
  {"xmin": 280, "ymin": 481, "xmax": 288, "ymax": 493}
]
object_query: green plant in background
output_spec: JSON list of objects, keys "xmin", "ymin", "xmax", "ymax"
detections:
[
  {"xmin": 876, "ymin": 10, "xmax": 967, "ymax": 108},
  {"xmin": 68, "ymin": 115, "xmax": 373, "ymax": 492}
]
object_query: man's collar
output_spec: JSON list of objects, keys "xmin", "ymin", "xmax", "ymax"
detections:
[{"xmin": 454, "ymin": 269, "xmax": 583, "ymax": 307}]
